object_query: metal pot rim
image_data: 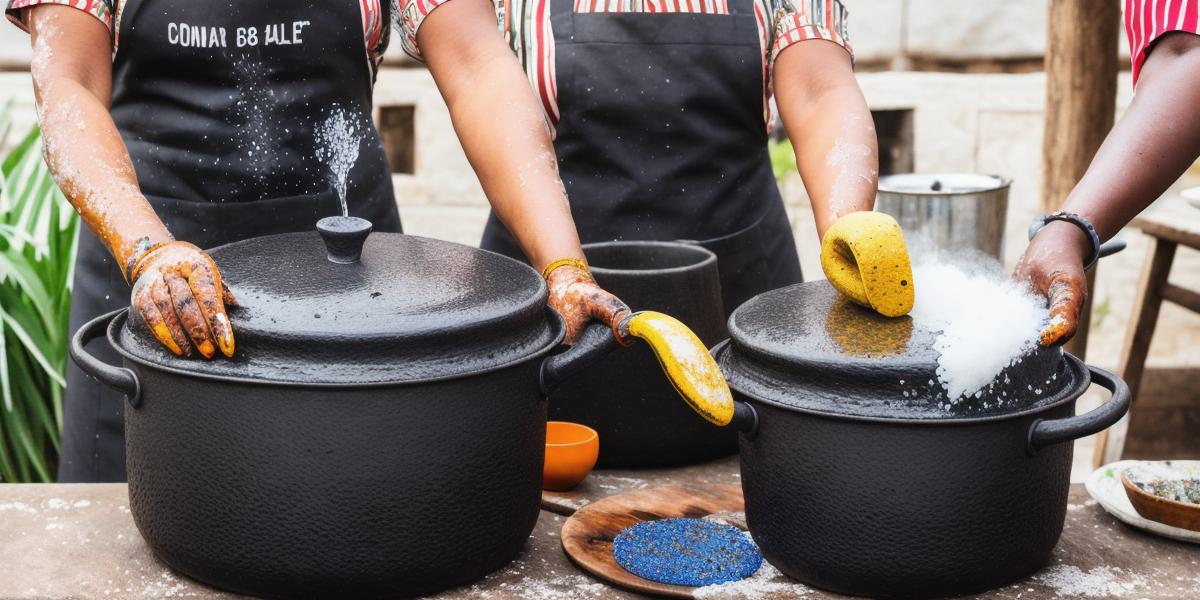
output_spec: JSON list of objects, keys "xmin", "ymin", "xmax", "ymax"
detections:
[
  {"xmin": 582, "ymin": 240, "xmax": 718, "ymax": 278},
  {"xmin": 877, "ymin": 173, "xmax": 1013, "ymax": 196},
  {"xmin": 104, "ymin": 308, "xmax": 568, "ymax": 389},
  {"xmin": 713, "ymin": 339, "xmax": 1091, "ymax": 426}
]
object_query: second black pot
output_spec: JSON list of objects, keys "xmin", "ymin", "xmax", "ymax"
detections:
[
  {"xmin": 549, "ymin": 241, "xmax": 735, "ymax": 468},
  {"xmin": 710, "ymin": 281, "xmax": 1131, "ymax": 598}
]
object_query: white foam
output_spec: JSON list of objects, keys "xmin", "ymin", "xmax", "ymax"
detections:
[
  {"xmin": 314, "ymin": 106, "xmax": 364, "ymax": 217},
  {"xmin": 909, "ymin": 258, "xmax": 1047, "ymax": 402}
]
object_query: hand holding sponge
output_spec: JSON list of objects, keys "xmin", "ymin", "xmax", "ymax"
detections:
[{"xmin": 820, "ymin": 212, "xmax": 915, "ymax": 318}]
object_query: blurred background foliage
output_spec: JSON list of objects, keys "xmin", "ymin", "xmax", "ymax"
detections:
[{"xmin": 0, "ymin": 101, "xmax": 79, "ymax": 482}]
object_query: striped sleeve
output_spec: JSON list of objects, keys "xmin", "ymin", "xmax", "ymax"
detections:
[
  {"xmin": 1125, "ymin": 0, "xmax": 1200, "ymax": 86},
  {"xmin": 5, "ymin": 0, "xmax": 113, "ymax": 33},
  {"xmin": 769, "ymin": 0, "xmax": 852, "ymax": 65},
  {"xmin": 396, "ymin": 0, "xmax": 454, "ymax": 60}
]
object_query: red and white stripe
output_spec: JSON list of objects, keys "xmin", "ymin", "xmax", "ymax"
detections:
[{"xmin": 1126, "ymin": 0, "xmax": 1200, "ymax": 84}]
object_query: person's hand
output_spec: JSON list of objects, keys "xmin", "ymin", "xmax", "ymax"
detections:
[
  {"xmin": 545, "ymin": 264, "xmax": 630, "ymax": 345},
  {"xmin": 129, "ymin": 241, "xmax": 237, "ymax": 359},
  {"xmin": 1013, "ymin": 221, "xmax": 1090, "ymax": 347}
]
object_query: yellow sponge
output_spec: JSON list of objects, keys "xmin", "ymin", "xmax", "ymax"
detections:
[
  {"xmin": 820, "ymin": 212, "xmax": 914, "ymax": 318},
  {"xmin": 625, "ymin": 311, "xmax": 735, "ymax": 427}
]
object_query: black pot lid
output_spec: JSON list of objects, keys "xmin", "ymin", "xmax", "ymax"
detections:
[
  {"xmin": 115, "ymin": 230, "xmax": 559, "ymax": 385},
  {"xmin": 714, "ymin": 281, "xmax": 1084, "ymax": 420}
]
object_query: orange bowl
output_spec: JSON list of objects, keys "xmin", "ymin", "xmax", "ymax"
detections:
[{"xmin": 543, "ymin": 421, "xmax": 599, "ymax": 491}]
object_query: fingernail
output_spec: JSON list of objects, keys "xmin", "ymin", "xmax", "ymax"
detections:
[
  {"xmin": 198, "ymin": 340, "xmax": 216, "ymax": 358},
  {"xmin": 153, "ymin": 324, "xmax": 183, "ymax": 356},
  {"xmin": 214, "ymin": 314, "xmax": 235, "ymax": 357}
]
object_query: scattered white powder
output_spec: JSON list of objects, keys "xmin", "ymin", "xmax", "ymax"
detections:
[
  {"xmin": 1034, "ymin": 565, "xmax": 1148, "ymax": 597},
  {"xmin": 909, "ymin": 259, "xmax": 1047, "ymax": 401},
  {"xmin": 693, "ymin": 561, "xmax": 813, "ymax": 599},
  {"xmin": 823, "ymin": 115, "xmax": 877, "ymax": 226},
  {"xmin": 314, "ymin": 106, "xmax": 364, "ymax": 217},
  {"xmin": 0, "ymin": 501, "xmax": 37, "ymax": 514}
]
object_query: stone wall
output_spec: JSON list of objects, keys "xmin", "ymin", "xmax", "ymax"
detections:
[{"xmin": 847, "ymin": 0, "xmax": 1131, "ymax": 68}]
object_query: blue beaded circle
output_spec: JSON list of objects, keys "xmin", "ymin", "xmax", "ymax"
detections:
[{"xmin": 612, "ymin": 518, "xmax": 762, "ymax": 586}]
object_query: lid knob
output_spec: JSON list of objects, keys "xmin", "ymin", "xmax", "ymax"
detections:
[{"xmin": 317, "ymin": 216, "xmax": 373, "ymax": 264}]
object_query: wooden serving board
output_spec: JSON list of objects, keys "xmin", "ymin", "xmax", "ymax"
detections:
[
  {"xmin": 560, "ymin": 483, "xmax": 745, "ymax": 598},
  {"xmin": 541, "ymin": 455, "xmax": 744, "ymax": 516}
]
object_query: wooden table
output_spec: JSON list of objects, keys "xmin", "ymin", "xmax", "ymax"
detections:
[
  {"xmin": 1095, "ymin": 198, "xmax": 1200, "ymax": 467},
  {"xmin": 2, "ymin": 456, "xmax": 1198, "ymax": 599}
]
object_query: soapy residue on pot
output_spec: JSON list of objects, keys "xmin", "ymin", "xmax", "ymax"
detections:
[
  {"xmin": 908, "ymin": 254, "xmax": 1048, "ymax": 402},
  {"xmin": 315, "ymin": 106, "xmax": 364, "ymax": 216}
]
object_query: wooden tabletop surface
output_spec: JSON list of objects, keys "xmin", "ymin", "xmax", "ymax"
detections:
[{"xmin": 2, "ymin": 456, "xmax": 1198, "ymax": 599}]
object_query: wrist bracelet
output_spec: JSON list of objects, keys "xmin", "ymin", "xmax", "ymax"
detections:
[
  {"xmin": 124, "ymin": 238, "xmax": 169, "ymax": 284},
  {"xmin": 1028, "ymin": 211, "xmax": 1102, "ymax": 271},
  {"xmin": 541, "ymin": 257, "xmax": 591, "ymax": 281}
]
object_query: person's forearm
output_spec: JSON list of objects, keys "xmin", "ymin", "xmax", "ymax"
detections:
[
  {"xmin": 419, "ymin": 0, "xmax": 583, "ymax": 272},
  {"xmin": 29, "ymin": 7, "xmax": 171, "ymax": 277},
  {"xmin": 774, "ymin": 43, "xmax": 878, "ymax": 240},
  {"xmin": 1059, "ymin": 33, "xmax": 1200, "ymax": 244}
]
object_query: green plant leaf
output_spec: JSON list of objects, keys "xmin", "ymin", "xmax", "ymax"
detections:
[{"xmin": 0, "ymin": 118, "xmax": 75, "ymax": 482}]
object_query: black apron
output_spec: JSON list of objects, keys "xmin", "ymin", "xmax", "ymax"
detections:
[
  {"xmin": 479, "ymin": 0, "xmax": 802, "ymax": 318},
  {"xmin": 59, "ymin": 0, "xmax": 401, "ymax": 482}
]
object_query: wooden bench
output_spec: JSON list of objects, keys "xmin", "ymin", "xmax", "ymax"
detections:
[{"xmin": 1094, "ymin": 196, "xmax": 1200, "ymax": 467}]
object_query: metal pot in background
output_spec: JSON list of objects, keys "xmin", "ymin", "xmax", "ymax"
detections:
[
  {"xmin": 550, "ymin": 241, "xmax": 736, "ymax": 468},
  {"xmin": 876, "ymin": 173, "xmax": 1011, "ymax": 260}
]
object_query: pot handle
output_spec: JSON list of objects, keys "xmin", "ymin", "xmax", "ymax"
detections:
[
  {"xmin": 539, "ymin": 323, "xmax": 620, "ymax": 395},
  {"xmin": 1026, "ymin": 365, "xmax": 1129, "ymax": 453},
  {"xmin": 731, "ymin": 401, "xmax": 759, "ymax": 438},
  {"xmin": 69, "ymin": 310, "xmax": 141, "ymax": 408}
]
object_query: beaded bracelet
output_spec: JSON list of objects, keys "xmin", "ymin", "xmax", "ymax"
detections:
[{"xmin": 1028, "ymin": 211, "xmax": 1102, "ymax": 271}]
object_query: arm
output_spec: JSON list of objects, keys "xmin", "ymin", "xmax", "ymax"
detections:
[
  {"xmin": 1016, "ymin": 32, "xmax": 1200, "ymax": 346},
  {"xmin": 774, "ymin": 40, "xmax": 878, "ymax": 241},
  {"xmin": 26, "ymin": 6, "xmax": 234, "ymax": 358},
  {"xmin": 415, "ymin": 0, "xmax": 629, "ymax": 344}
]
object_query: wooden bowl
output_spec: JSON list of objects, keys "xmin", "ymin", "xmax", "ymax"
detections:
[
  {"xmin": 543, "ymin": 421, "xmax": 599, "ymax": 491},
  {"xmin": 1121, "ymin": 472, "xmax": 1200, "ymax": 533}
]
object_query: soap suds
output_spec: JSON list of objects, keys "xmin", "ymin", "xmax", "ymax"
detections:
[
  {"xmin": 314, "ymin": 106, "xmax": 365, "ymax": 217},
  {"xmin": 908, "ymin": 250, "xmax": 1047, "ymax": 402}
]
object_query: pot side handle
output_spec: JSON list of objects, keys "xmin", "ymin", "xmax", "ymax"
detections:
[
  {"xmin": 1027, "ymin": 365, "xmax": 1129, "ymax": 453},
  {"xmin": 539, "ymin": 323, "xmax": 620, "ymax": 395},
  {"xmin": 69, "ymin": 310, "xmax": 141, "ymax": 408}
]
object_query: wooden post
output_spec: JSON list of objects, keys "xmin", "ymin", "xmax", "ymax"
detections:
[{"xmin": 1041, "ymin": 0, "xmax": 1122, "ymax": 361}]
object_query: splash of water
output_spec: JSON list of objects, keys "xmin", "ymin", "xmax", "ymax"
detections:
[{"xmin": 314, "ymin": 107, "xmax": 364, "ymax": 217}]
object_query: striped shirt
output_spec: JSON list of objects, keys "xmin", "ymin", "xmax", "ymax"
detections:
[
  {"xmin": 397, "ymin": 0, "xmax": 853, "ymax": 131},
  {"xmin": 1126, "ymin": 0, "xmax": 1200, "ymax": 85},
  {"xmin": 6, "ymin": 0, "xmax": 396, "ymax": 73}
]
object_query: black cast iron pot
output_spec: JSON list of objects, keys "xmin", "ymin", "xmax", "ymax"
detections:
[
  {"xmin": 68, "ymin": 218, "xmax": 675, "ymax": 599},
  {"xmin": 708, "ymin": 281, "xmax": 1130, "ymax": 599},
  {"xmin": 549, "ymin": 241, "xmax": 736, "ymax": 467}
]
